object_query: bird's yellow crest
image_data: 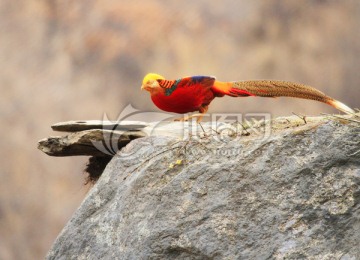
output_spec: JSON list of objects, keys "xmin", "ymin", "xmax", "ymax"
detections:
[{"xmin": 142, "ymin": 73, "xmax": 165, "ymax": 84}]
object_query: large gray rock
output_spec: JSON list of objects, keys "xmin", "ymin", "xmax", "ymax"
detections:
[{"xmin": 47, "ymin": 117, "xmax": 360, "ymax": 259}]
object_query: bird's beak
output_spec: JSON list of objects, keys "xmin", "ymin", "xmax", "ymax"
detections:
[{"xmin": 141, "ymin": 84, "xmax": 151, "ymax": 91}]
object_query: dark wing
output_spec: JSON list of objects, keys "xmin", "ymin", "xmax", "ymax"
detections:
[{"xmin": 158, "ymin": 76, "xmax": 216, "ymax": 96}]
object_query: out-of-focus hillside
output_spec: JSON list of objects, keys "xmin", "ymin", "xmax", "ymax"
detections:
[{"xmin": 0, "ymin": 0, "xmax": 359, "ymax": 259}]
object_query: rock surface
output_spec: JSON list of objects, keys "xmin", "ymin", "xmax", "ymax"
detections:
[{"xmin": 47, "ymin": 117, "xmax": 360, "ymax": 259}]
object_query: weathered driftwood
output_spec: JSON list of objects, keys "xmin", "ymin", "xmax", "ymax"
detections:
[
  {"xmin": 51, "ymin": 120, "xmax": 148, "ymax": 132},
  {"xmin": 38, "ymin": 129, "xmax": 145, "ymax": 157},
  {"xmin": 39, "ymin": 120, "xmax": 191, "ymax": 157}
]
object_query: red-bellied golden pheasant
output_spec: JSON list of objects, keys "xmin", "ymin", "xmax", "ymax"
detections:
[{"xmin": 141, "ymin": 73, "xmax": 354, "ymax": 121}]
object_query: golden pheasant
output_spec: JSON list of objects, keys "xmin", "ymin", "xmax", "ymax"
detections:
[{"xmin": 141, "ymin": 73, "xmax": 354, "ymax": 120}]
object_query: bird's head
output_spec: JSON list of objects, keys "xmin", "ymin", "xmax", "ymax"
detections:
[{"xmin": 141, "ymin": 73, "xmax": 165, "ymax": 93}]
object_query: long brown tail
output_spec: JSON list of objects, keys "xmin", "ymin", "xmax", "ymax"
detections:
[{"xmin": 229, "ymin": 80, "xmax": 355, "ymax": 114}]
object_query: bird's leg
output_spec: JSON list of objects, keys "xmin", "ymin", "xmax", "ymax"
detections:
[
  {"xmin": 196, "ymin": 105, "xmax": 208, "ymax": 123},
  {"xmin": 174, "ymin": 105, "xmax": 208, "ymax": 122}
]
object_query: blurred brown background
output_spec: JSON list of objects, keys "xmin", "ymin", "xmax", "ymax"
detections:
[{"xmin": 0, "ymin": 0, "xmax": 359, "ymax": 259}]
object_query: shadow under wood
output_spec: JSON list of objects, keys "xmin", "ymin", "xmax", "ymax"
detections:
[{"xmin": 84, "ymin": 156, "xmax": 113, "ymax": 184}]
